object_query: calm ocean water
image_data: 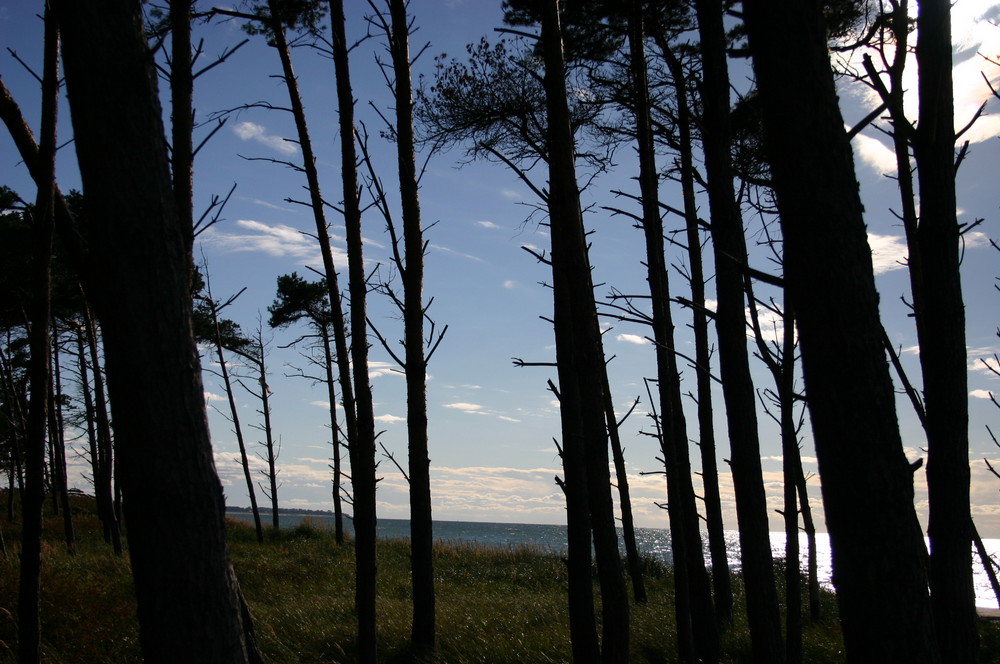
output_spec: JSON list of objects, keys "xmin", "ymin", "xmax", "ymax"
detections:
[{"xmin": 228, "ymin": 510, "xmax": 1000, "ymax": 610}]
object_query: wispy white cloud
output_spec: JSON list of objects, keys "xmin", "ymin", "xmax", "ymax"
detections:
[
  {"xmin": 428, "ymin": 243, "xmax": 485, "ymax": 263},
  {"xmin": 369, "ymin": 361, "xmax": 403, "ymax": 379},
  {"xmin": 867, "ymin": 233, "xmax": 909, "ymax": 274},
  {"xmin": 239, "ymin": 197, "xmax": 296, "ymax": 212},
  {"xmin": 374, "ymin": 413, "xmax": 406, "ymax": 423},
  {"xmin": 969, "ymin": 349, "xmax": 1000, "ymax": 376},
  {"xmin": 232, "ymin": 121, "xmax": 298, "ymax": 155},
  {"xmin": 617, "ymin": 333, "xmax": 649, "ymax": 346},
  {"xmin": 503, "ymin": 280, "xmax": 517, "ymax": 289},
  {"xmin": 964, "ymin": 231, "xmax": 991, "ymax": 249},
  {"xmin": 853, "ymin": 132, "xmax": 899, "ymax": 175},
  {"xmin": 204, "ymin": 391, "xmax": 226, "ymax": 403},
  {"xmin": 839, "ymin": 3, "xmax": 1000, "ymax": 144},
  {"xmin": 971, "ymin": 389, "xmax": 994, "ymax": 399},
  {"xmin": 476, "ymin": 220, "xmax": 501, "ymax": 229},
  {"xmin": 747, "ymin": 302, "xmax": 789, "ymax": 346},
  {"xmin": 199, "ymin": 219, "xmax": 338, "ymax": 266},
  {"xmin": 443, "ymin": 402, "xmax": 484, "ymax": 412}
]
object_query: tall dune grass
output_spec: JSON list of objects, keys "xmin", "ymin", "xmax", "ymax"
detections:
[{"xmin": 2, "ymin": 495, "xmax": 994, "ymax": 662}]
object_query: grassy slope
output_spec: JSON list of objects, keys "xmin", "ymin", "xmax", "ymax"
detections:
[{"xmin": 0, "ymin": 495, "xmax": 994, "ymax": 663}]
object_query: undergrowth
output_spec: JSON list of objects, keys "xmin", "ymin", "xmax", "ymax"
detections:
[{"xmin": 0, "ymin": 496, "xmax": 994, "ymax": 662}]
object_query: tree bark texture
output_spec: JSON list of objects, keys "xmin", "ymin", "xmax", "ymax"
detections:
[
  {"xmin": 385, "ymin": 0, "xmax": 437, "ymax": 651},
  {"xmin": 329, "ymin": 2, "xmax": 380, "ymax": 661},
  {"xmin": 914, "ymin": 0, "xmax": 978, "ymax": 659},
  {"xmin": 659, "ymin": 41, "xmax": 733, "ymax": 626},
  {"xmin": 628, "ymin": 3, "xmax": 717, "ymax": 660},
  {"xmin": 694, "ymin": 1, "xmax": 785, "ymax": 661},
  {"xmin": 742, "ymin": 0, "xmax": 940, "ymax": 660},
  {"xmin": 53, "ymin": 1, "xmax": 259, "ymax": 660},
  {"xmin": 18, "ymin": 9, "xmax": 58, "ymax": 662},
  {"xmin": 540, "ymin": 2, "xmax": 629, "ymax": 661}
]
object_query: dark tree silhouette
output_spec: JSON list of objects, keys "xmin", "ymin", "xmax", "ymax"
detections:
[
  {"xmin": 539, "ymin": 2, "xmax": 630, "ymax": 660},
  {"xmin": 626, "ymin": 1, "xmax": 718, "ymax": 660},
  {"xmin": 50, "ymin": 0, "xmax": 262, "ymax": 659},
  {"xmin": 329, "ymin": 2, "xmax": 381, "ymax": 660},
  {"xmin": 742, "ymin": 0, "xmax": 940, "ymax": 659},
  {"xmin": 914, "ymin": 0, "xmax": 978, "ymax": 658},
  {"xmin": 194, "ymin": 281, "xmax": 265, "ymax": 544},
  {"xmin": 365, "ymin": 0, "xmax": 442, "ymax": 651},
  {"xmin": 268, "ymin": 272, "xmax": 345, "ymax": 543},
  {"xmin": 694, "ymin": 1, "xmax": 785, "ymax": 660},
  {"xmin": 18, "ymin": 7, "xmax": 58, "ymax": 662}
]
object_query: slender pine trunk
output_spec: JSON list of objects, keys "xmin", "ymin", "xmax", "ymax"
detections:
[{"xmin": 327, "ymin": 3, "xmax": 379, "ymax": 660}]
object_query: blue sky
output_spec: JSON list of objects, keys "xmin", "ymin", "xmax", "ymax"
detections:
[{"xmin": 3, "ymin": 1, "xmax": 1000, "ymax": 536}]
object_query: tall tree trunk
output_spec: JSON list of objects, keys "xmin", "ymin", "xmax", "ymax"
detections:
[
  {"xmin": 170, "ymin": 0, "xmax": 194, "ymax": 252},
  {"xmin": 0, "ymin": 340, "xmax": 27, "ymax": 507},
  {"xmin": 384, "ymin": 0, "xmax": 437, "ymax": 651},
  {"xmin": 74, "ymin": 322, "xmax": 100, "ymax": 498},
  {"xmin": 796, "ymin": 468, "xmax": 821, "ymax": 621},
  {"xmin": 49, "ymin": 324, "xmax": 75, "ymax": 554},
  {"xmin": 657, "ymin": 40, "xmax": 733, "ymax": 626},
  {"xmin": 259, "ymin": 360, "xmax": 278, "ymax": 532},
  {"xmin": 206, "ymin": 297, "xmax": 264, "ymax": 544},
  {"xmin": 52, "ymin": 1, "xmax": 260, "ymax": 659},
  {"xmin": 629, "ymin": 3, "xmax": 716, "ymax": 661},
  {"xmin": 18, "ymin": 8, "xmax": 58, "ymax": 661},
  {"xmin": 320, "ymin": 325, "xmax": 344, "ymax": 544},
  {"xmin": 694, "ymin": 1, "xmax": 784, "ymax": 660},
  {"xmin": 84, "ymin": 306, "xmax": 121, "ymax": 553},
  {"xmin": 602, "ymin": 367, "xmax": 646, "ymax": 605},
  {"xmin": 780, "ymin": 308, "xmax": 801, "ymax": 664},
  {"xmin": 540, "ymin": 2, "xmax": 629, "ymax": 661},
  {"xmin": 328, "ymin": 3, "xmax": 380, "ymax": 660},
  {"xmin": 973, "ymin": 520, "xmax": 1000, "ymax": 608},
  {"xmin": 742, "ymin": 0, "xmax": 940, "ymax": 660},
  {"xmin": 914, "ymin": 0, "xmax": 978, "ymax": 659}
]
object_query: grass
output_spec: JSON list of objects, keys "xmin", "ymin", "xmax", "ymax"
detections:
[{"xmin": 0, "ymin": 496, "xmax": 996, "ymax": 663}]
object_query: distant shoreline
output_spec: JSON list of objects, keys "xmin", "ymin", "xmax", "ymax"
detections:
[{"xmin": 226, "ymin": 506, "xmax": 335, "ymax": 517}]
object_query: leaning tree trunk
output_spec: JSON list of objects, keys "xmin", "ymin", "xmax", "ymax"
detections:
[
  {"xmin": 628, "ymin": 4, "xmax": 718, "ymax": 661},
  {"xmin": 49, "ymin": 325, "xmax": 75, "ymax": 554},
  {"xmin": 207, "ymin": 300, "xmax": 264, "ymax": 544},
  {"xmin": 742, "ymin": 0, "xmax": 940, "ymax": 660},
  {"xmin": 540, "ymin": 2, "xmax": 630, "ymax": 661},
  {"xmin": 52, "ymin": 0, "xmax": 261, "ymax": 659},
  {"xmin": 83, "ymin": 306, "xmax": 121, "ymax": 553},
  {"xmin": 657, "ymin": 39, "xmax": 733, "ymax": 626},
  {"xmin": 695, "ymin": 1, "xmax": 785, "ymax": 660},
  {"xmin": 914, "ymin": 0, "xmax": 978, "ymax": 659},
  {"xmin": 602, "ymin": 365, "xmax": 647, "ymax": 605}
]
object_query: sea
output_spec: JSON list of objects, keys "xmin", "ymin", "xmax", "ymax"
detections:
[{"xmin": 227, "ymin": 510, "xmax": 1000, "ymax": 610}]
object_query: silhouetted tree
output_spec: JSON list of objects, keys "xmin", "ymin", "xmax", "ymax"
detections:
[
  {"xmin": 365, "ymin": 0, "xmax": 443, "ymax": 651},
  {"xmin": 329, "ymin": 1, "xmax": 380, "ymax": 659},
  {"xmin": 742, "ymin": 0, "xmax": 939, "ymax": 659},
  {"xmin": 18, "ymin": 8, "xmax": 58, "ymax": 661},
  {"xmin": 626, "ymin": 1, "xmax": 717, "ymax": 659},
  {"xmin": 51, "ymin": 0, "xmax": 262, "ymax": 657},
  {"xmin": 268, "ymin": 272, "xmax": 345, "ymax": 543},
  {"xmin": 695, "ymin": 1, "xmax": 785, "ymax": 660},
  {"xmin": 540, "ymin": 2, "xmax": 629, "ymax": 660},
  {"xmin": 194, "ymin": 280, "xmax": 265, "ymax": 544}
]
